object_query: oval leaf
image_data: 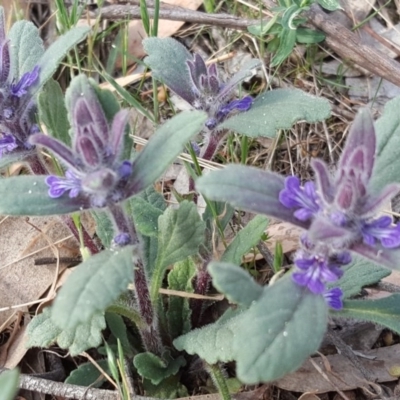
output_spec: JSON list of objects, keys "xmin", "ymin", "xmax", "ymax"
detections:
[
  {"xmin": 196, "ymin": 165, "xmax": 309, "ymax": 229},
  {"xmin": 220, "ymin": 88, "xmax": 331, "ymax": 138},
  {"xmin": 234, "ymin": 275, "xmax": 328, "ymax": 384},
  {"xmin": 209, "ymin": 262, "xmax": 263, "ymax": 307},
  {"xmin": 0, "ymin": 176, "xmax": 88, "ymax": 216},
  {"xmin": 51, "ymin": 245, "xmax": 136, "ymax": 330}
]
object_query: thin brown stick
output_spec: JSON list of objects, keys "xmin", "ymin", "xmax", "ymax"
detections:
[{"xmin": 89, "ymin": 4, "xmax": 260, "ymax": 30}]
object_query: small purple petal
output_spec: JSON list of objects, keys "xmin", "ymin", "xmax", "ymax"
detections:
[
  {"xmin": 10, "ymin": 65, "xmax": 39, "ymax": 97},
  {"xmin": 114, "ymin": 232, "xmax": 131, "ymax": 246},
  {"xmin": 0, "ymin": 134, "xmax": 17, "ymax": 156},
  {"xmin": 362, "ymin": 217, "xmax": 400, "ymax": 249},
  {"xmin": 205, "ymin": 118, "xmax": 217, "ymax": 130},
  {"xmin": 45, "ymin": 170, "xmax": 81, "ymax": 198},
  {"xmin": 217, "ymin": 96, "xmax": 253, "ymax": 119},
  {"xmin": 279, "ymin": 176, "xmax": 320, "ymax": 221},
  {"xmin": 118, "ymin": 160, "xmax": 132, "ymax": 179},
  {"xmin": 324, "ymin": 287, "xmax": 343, "ymax": 310}
]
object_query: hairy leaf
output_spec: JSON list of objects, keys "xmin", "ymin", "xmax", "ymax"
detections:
[
  {"xmin": 128, "ymin": 197, "xmax": 164, "ymax": 237},
  {"xmin": 150, "ymin": 201, "xmax": 205, "ymax": 302},
  {"xmin": 271, "ymin": 28, "xmax": 297, "ymax": 66},
  {"xmin": 196, "ymin": 165, "xmax": 309, "ymax": 229},
  {"xmin": 27, "ymin": 308, "xmax": 105, "ymax": 356},
  {"xmin": 35, "ymin": 26, "xmax": 89, "ymax": 93},
  {"xmin": 65, "ymin": 360, "xmax": 110, "ymax": 387},
  {"xmin": 0, "ymin": 151, "xmax": 33, "ymax": 171},
  {"xmin": 8, "ymin": 20, "xmax": 44, "ymax": 78},
  {"xmin": 337, "ymin": 294, "xmax": 400, "ymax": 334},
  {"xmin": 0, "ymin": 369, "xmax": 19, "ymax": 400},
  {"xmin": 51, "ymin": 246, "xmax": 136, "ymax": 330},
  {"xmin": 221, "ymin": 215, "xmax": 268, "ymax": 265},
  {"xmin": 333, "ymin": 256, "xmax": 391, "ymax": 299},
  {"xmin": 174, "ymin": 308, "xmax": 244, "ymax": 364},
  {"xmin": 91, "ymin": 210, "xmax": 114, "ymax": 248},
  {"xmin": 143, "ymin": 376, "xmax": 189, "ymax": 399},
  {"xmin": 234, "ymin": 275, "xmax": 328, "ymax": 384},
  {"xmin": 38, "ymin": 79, "xmax": 70, "ymax": 145},
  {"xmin": 105, "ymin": 312, "xmax": 133, "ymax": 357},
  {"xmin": 0, "ymin": 176, "xmax": 88, "ymax": 216},
  {"xmin": 134, "ymin": 351, "xmax": 186, "ymax": 385},
  {"xmin": 208, "ymin": 262, "xmax": 263, "ymax": 307},
  {"xmin": 129, "ymin": 111, "xmax": 207, "ymax": 195},
  {"xmin": 167, "ymin": 258, "xmax": 197, "ymax": 339},
  {"xmin": 143, "ymin": 37, "xmax": 194, "ymax": 104},
  {"xmin": 220, "ymin": 88, "xmax": 331, "ymax": 137},
  {"xmin": 371, "ymin": 96, "xmax": 400, "ymax": 191}
]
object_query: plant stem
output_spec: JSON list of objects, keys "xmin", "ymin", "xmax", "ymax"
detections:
[
  {"xmin": 191, "ymin": 260, "xmax": 211, "ymax": 328},
  {"xmin": 108, "ymin": 203, "xmax": 163, "ymax": 355},
  {"xmin": 206, "ymin": 363, "xmax": 232, "ymax": 400}
]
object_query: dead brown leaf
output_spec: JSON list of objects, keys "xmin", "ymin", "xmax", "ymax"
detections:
[{"xmin": 275, "ymin": 344, "xmax": 400, "ymax": 393}]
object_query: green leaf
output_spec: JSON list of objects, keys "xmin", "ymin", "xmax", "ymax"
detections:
[
  {"xmin": 150, "ymin": 201, "xmax": 205, "ymax": 302},
  {"xmin": 35, "ymin": 26, "xmax": 89, "ymax": 93},
  {"xmin": 8, "ymin": 20, "xmax": 44, "ymax": 78},
  {"xmin": 167, "ymin": 258, "xmax": 197, "ymax": 339},
  {"xmin": 281, "ymin": 4, "xmax": 302, "ymax": 30},
  {"xmin": 0, "ymin": 369, "xmax": 19, "ymax": 400},
  {"xmin": 105, "ymin": 312, "xmax": 133, "ymax": 357},
  {"xmin": 130, "ymin": 111, "xmax": 207, "ymax": 195},
  {"xmin": 208, "ymin": 262, "xmax": 263, "ymax": 307},
  {"xmin": 317, "ymin": 0, "xmax": 342, "ymax": 11},
  {"xmin": 234, "ymin": 275, "xmax": 328, "ymax": 384},
  {"xmin": 143, "ymin": 376, "xmax": 188, "ymax": 399},
  {"xmin": 333, "ymin": 256, "xmax": 391, "ymax": 299},
  {"xmin": 133, "ymin": 351, "xmax": 186, "ymax": 385},
  {"xmin": 128, "ymin": 197, "xmax": 164, "ymax": 237},
  {"xmin": 91, "ymin": 210, "xmax": 114, "ymax": 248},
  {"xmin": 371, "ymin": 96, "xmax": 400, "ymax": 191},
  {"xmin": 196, "ymin": 165, "xmax": 308, "ymax": 229},
  {"xmin": 27, "ymin": 308, "xmax": 106, "ymax": 356},
  {"xmin": 296, "ymin": 28, "xmax": 326, "ymax": 44},
  {"xmin": 0, "ymin": 176, "xmax": 87, "ymax": 216},
  {"xmin": 220, "ymin": 88, "xmax": 331, "ymax": 138},
  {"xmin": 337, "ymin": 294, "xmax": 400, "ymax": 334},
  {"xmin": 271, "ymin": 28, "xmax": 297, "ymax": 66},
  {"xmin": 221, "ymin": 215, "xmax": 268, "ymax": 265},
  {"xmin": 65, "ymin": 360, "xmax": 110, "ymax": 387},
  {"xmin": 38, "ymin": 79, "xmax": 70, "ymax": 145},
  {"xmin": 247, "ymin": 15, "xmax": 279, "ymax": 36},
  {"xmin": 143, "ymin": 37, "xmax": 194, "ymax": 103},
  {"xmin": 51, "ymin": 246, "xmax": 136, "ymax": 330},
  {"xmin": 174, "ymin": 307, "xmax": 244, "ymax": 364}
]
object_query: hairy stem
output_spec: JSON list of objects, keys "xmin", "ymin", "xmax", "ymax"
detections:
[
  {"xmin": 108, "ymin": 203, "xmax": 163, "ymax": 355},
  {"xmin": 191, "ymin": 263, "xmax": 211, "ymax": 328},
  {"xmin": 206, "ymin": 363, "xmax": 232, "ymax": 400}
]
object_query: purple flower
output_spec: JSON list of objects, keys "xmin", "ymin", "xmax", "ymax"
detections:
[
  {"xmin": 277, "ymin": 109, "xmax": 400, "ymax": 306},
  {"xmin": 293, "ymin": 250, "xmax": 344, "ymax": 294},
  {"xmin": 0, "ymin": 12, "xmax": 40, "ymax": 158},
  {"xmin": 10, "ymin": 66, "xmax": 39, "ymax": 97},
  {"xmin": 113, "ymin": 232, "xmax": 131, "ymax": 246},
  {"xmin": 323, "ymin": 287, "xmax": 343, "ymax": 310},
  {"xmin": 30, "ymin": 75, "xmax": 132, "ymax": 208},
  {"xmin": 279, "ymin": 176, "xmax": 320, "ymax": 221},
  {"xmin": 0, "ymin": 133, "xmax": 17, "ymax": 156},
  {"xmin": 187, "ymin": 54, "xmax": 257, "ymax": 130}
]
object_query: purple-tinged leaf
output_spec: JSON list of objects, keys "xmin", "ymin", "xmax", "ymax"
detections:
[
  {"xmin": 187, "ymin": 53, "xmax": 208, "ymax": 89},
  {"xmin": 216, "ymin": 59, "xmax": 261, "ymax": 101},
  {"xmin": 350, "ymin": 242, "xmax": 400, "ymax": 271},
  {"xmin": 310, "ymin": 159, "xmax": 334, "ymax": 204},
  {"xmin": 0, "ymin": 7, "xmax": 5, "ymax": 43},
  {"xmin": 361, "ymin": 183, "xmax": 400, "ymax": 216},
  {"xmin": 0, "ymin": 176, "xmax": 89, "ymax": 215},
  {"xmin": 127, "ymin": 110, "xmax": 206, "ymax": 196},
  {"xmin": 110, "ymin": 109, "xmax": 130, "ymax": 159},
  {"xmin": 338, "ymin": 108, "xmax": 376, "ymax": 180},
  {"xmin": 196, "ymin": 165, "xmax": 309, "ymax": 229},
  {"xmin": 77, "ymin": 136, "xmax": 101, "ymax": 168},
  {"xmin": 143, "ymin": 37, "xmax": 195, "ymax": 105},
  {"xmin": 0, "ymin": 40, "xmax": 10, "ymax": 84},
  {"xmin": 307, "ymin": 216, "xmax": 356, "ymax": 245},
  {"xmin": 30, "ymin": 134, "xmax": 77, "ymax": 170}
]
